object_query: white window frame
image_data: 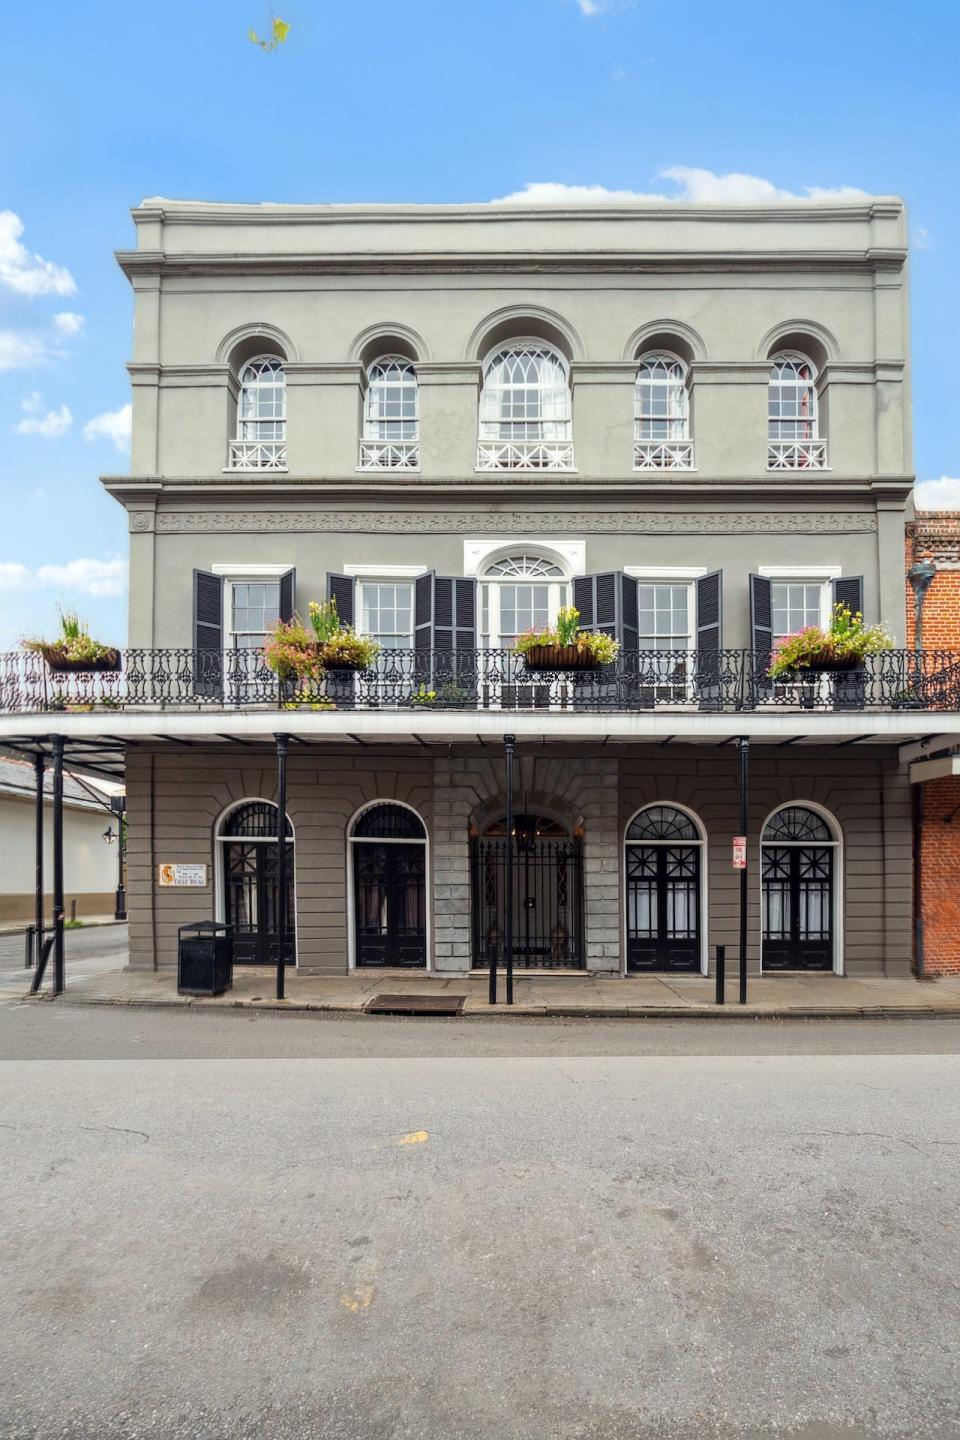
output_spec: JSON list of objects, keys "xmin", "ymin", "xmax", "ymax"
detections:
[
  {"xmin": 477, "ymin": 552, "xmax": 571, "ymax": 650},
  {"xmin": 359, "ymin": 355, "xmax": 420, "ymax": 471},
  {"xmin": 210, "ymin": 565, "xmax": 288, "ymax": 652},
  {"xmin": 627, "ymin": 571, "xmax": 698, "ymax": 707},
  {"xmin": 767, "ymin": 352, "xmax": 827, "ymax": 470},
  {"xmin": 759, "ymin": 566, "xmax": 840, "ymax": 639},
  {"xmin": 229, "ymin": 356, "xmax": 288, "ymax": 471},
  {"xmin": 759, "ymin": 800, "xmax": 843, "ymax": 976},
  {"xmin": 476, "ymin": 340, "xmax": 574, "ymax": 471},
  {"xmin": 633, "ymin": 351, "xmax": 695, "ymax": 471},
  {"xmin": 356, "ymin": 578, "xmax": 417, "ymax": 650}
]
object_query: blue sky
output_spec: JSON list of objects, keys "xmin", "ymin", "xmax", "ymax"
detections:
[{"xmin": 1, "ymin": 0, "xmax": 958, "ymax": 648}]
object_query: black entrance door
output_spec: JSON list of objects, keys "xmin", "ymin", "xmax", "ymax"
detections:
[
  {"xmin": 471, "ymin": 815, "xmax": 585, "ymax": 969},
  {"xmin": 626, "ymin": 844, "xmax": 700, "ymax": 972},
  {"xmin": 223, "ymin": 839, "xmax": 295, "ymax": 965},
  {"xmin": 353, "ymin": 842, "xmax": 427, "ymax": 967},
  {"xmin": 762, "ymin": 845, "xmax": 833, "ymax": 970}
]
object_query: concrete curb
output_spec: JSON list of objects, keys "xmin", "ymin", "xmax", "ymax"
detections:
[{"xmin": 34, "ymin": 993, "xmax": 960, "ymax": 1022}]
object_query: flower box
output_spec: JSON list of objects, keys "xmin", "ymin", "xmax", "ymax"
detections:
[
  {"xmin": 522, "ymin": 644, "xmax": 603, "ymax": 673},
  {"xmin": 40, "ymin": 644, "xmax": 122, "ymax": 674}
]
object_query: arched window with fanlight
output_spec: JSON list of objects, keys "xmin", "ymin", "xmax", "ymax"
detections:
[
  {"xmin": 767, "ymin": 352, "xmax": 826, "ymax": 470},
  {"xmin": 477, "ymin": 341, "xmax": 573, "ymax": 470},
  {"xmin": 230, "ymin": 356, "xmax": 287, "ymax": 470},
  {"xmin": 479, "ymin": 552, "xmax": 570, "ymax": 648},
  {"xmin": 761, "ymin": 804, "xmax": 838, "ymax": 971},
  {"xmin": 633, "ymin": 353, "xmax": 694, "ymax": 470},
  {"xmin": 624, "ymin": 804, "xmax": 704, "ymax": 973},
  {"xmin": 360, "ymin": 355, "xmax": 420, "ymax": 470}
]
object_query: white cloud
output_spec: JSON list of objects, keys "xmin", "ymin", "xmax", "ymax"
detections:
[
  {"xmin": 0, "ymin": 211, "xmax": 76, "ymax": 297},
  {"xmin": 912, "ymin": 226, "xmax": 934, "ymax": 252},
  {"xmin": 573, "ymin": 0, "xmax": 632, "ymax": 13},
  {"xmin": 0, "ymin": 557, "xmax": 128, "ymax": 597},
  {"xmin": 915, "ymin": 476, "xmax": 960, "ymax": 511},
  {"xmin": 83, "ymin": 403, "xmax": 131, "ymax": 451},
  {"xmin": 493, "ymin": 167, "xmax": 871, "ymax": 205},
  {"xmin": 14, "ymin": 402, "xmax": 73, "ymax": 439},
  {"xmin": 20, "ymin": 391, "xmax": 43, "ymax": 413},
  {"xmin": 0, "ymin": 331, "xmax": 47, "ymax": 371},
  {"xmin": 53, "ymin": 311, "xmax": 85, "ymax": 336}
]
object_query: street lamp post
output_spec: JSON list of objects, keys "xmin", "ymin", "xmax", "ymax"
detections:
[
  {"xmin": 102, "ymin": 795, "xmax": 127, "ymax": 921},
  {"xmin": 908, "ymin": 553, "xmax": 937, "ymax": 677}
]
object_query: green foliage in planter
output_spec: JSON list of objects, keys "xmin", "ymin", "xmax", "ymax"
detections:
[
  {"xmin": 768, "ymin": 603, "xmax": 893, "ymax": 679},
  {"xmin": 512, "ymin": 606, "xmax": 620, "ymax": 664},
  {"xmin": 22, "ymin": 609, "xmax": 117, "ymax": 666},
  {"xmin": 263, "ymin": 616, "xmax": 325, "ymax": 682}
]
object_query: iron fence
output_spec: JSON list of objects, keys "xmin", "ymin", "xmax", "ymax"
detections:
[{"xmin": 2, "ymin": 646, "xmax": 960, "ymax": 715}]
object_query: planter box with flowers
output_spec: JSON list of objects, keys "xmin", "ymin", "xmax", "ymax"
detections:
[
  {"xmin": 263, "ymin": 600, "xmax": 381, "ymax": 696},
  {"xmin": 768, "ymin": 604, "xmax": 892, "ymax": 688},
  {"xmin": 514, "ymin": 606, "xmax": 620, "ymax": 673},
  {"xmin": 23, "ymin": 611, "xmax": 122, "ymax": 674}
]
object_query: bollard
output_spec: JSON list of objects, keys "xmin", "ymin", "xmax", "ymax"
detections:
[
  {"xmin": 25, "ymin": 924, "xmax": 35, "ymax": 968},
  {"xmin": 715, "ymin": 943, "xmax": 726, "ymax": 1005},
  {"xmin": 70, "ymin": 899, "xmax": 77, "ymax": 923}
]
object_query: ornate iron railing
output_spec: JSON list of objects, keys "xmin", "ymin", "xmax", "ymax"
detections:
[
  {"xmin": 767, "ymin": 439, "xmax": 828, "ymax": 470},
  {"xmin": 358, "ymin": 440, "xmax": 420, "ymax": 470},
  {"xmin": 226, "ymin": 440, "xmax": 288, "ymax": 471},
  {"xmin": 3, "ymin": 648, "xmax": 960, "ymax": 715},
  {"xmin": 475, "ymin": 440, "xmax": 575, "ymax": 471},
  {"xmin": 634, "ymin": 440, "xmax": 695, "ymax": 471}
]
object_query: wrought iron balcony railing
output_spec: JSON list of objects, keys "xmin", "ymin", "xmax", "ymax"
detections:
[
  {"xmin": 767, "ymin": 439, "xmax": 828, "ymax": 470},
  {"xmin": 226, "ymin": 440, "xmax": 288, "ymax": 471},
  {"xmin": 3, "ymin": 648, "xmax": 960, "ymax": 716},
  {"xmin": 475, "ymin": 440, "xmax": 575, "ymax": 471},
  {"xmin": 358, "ymin": 440, "xmax": 420, "ymax": 470},
  {"xmin": 633, "ymin": 440, "xmax": 695, "ymax": 471}
]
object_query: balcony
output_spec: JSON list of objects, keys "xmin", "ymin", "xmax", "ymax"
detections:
[
  {"xmin": 767, "ymin": 439, "xmax": 828, "ymax": 471},
  {"xmin": 226, "ymin": 440, "xmax": 288, "ymax": 471},
  {"xmin": 634, "ymin": 440, "xmax": 695, "ymax": 471},
  {"xmin": 3, "ymin": 648, "xmax": 958, "ymax": 716},
  {"xmin": 475, "ymin": 440, "xmax": 575, "ymax": 472},
  {"xmin": 358, "ymin": 440, "xmax": 420, "ymax": 470}
]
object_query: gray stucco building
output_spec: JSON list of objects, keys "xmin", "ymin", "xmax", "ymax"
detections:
[{"xmin": 7, "ymin": 196, "xmax": 947, "ymax": 981}]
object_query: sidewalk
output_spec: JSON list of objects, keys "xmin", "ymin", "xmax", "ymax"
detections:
[{"xmin": 34, "ymin": 961, "xmax": 960, "ymax": 1019}]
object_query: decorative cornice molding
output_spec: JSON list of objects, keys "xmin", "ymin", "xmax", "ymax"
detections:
[{"xmin": 148, "ymin": 509, "xmax": 879, "ymax": 536}]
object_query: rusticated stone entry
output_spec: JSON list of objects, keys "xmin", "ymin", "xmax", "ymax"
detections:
[{"xmin": 433, "ymin": 753, "xmax": 620, "ymax": 973}]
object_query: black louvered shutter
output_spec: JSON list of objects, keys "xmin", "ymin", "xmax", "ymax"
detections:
[
  {"xmin": 327, "ymin": 573, "xmax": 355, "ymax": 628},
  {"xmin": 415, "ymin": 574, "xmax": 477, "ymax": 695},
  {"xmin": 696, "ymin": 571, "xmax": 723, "ymax": 711},
  {"xmin": 749, "ymin": 574, "xmax": 774, "ymax": 700},
  {"xmin": 832, "ymin": 575, "xmax": 864, "ymax": 618},
  {"xmin": 832, "ymin": 575, "xmax": 868, "ymax": 711},
  {"xmin": 193, "ymin": 570, "xmax": 223, "ymax": 698},
  {"xmin": 279, "ymin": 568, "xmax": 296, "ymax": 622},
  {"xmin": 573, "ymin": 573, "xmax": 636, "ymax": 709}
]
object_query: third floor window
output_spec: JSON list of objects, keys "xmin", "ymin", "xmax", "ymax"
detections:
[
  {"xmin": 230, "ymin": 356, "xmax": 287, "ymax": 470},
  {"xmin": 767, "ymin": 352, "xmax": 827, "ymax": 470},
  {"xmin": 633, "ymin": 353, "xmax": 694, "ymax": 471},
  {"xmin": 477, "ymin": 341, "xmax": 574, "ymax": 471},
  {"xmin": 360, "ymin": 356, "xmax": 420, "ymax": 470}
]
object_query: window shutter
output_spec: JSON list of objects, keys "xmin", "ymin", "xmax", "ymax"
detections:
[
  {"xmin": 749, "ymin": 573, "xmax": 774, "ymax": 702},
  {"xmin": 573, "ymin": 575, "xmax": 594, "ymax": 630},
  {"xmin": 279, "ymin": 568, "xmax": 296, "ymax": 623},
  {"xmin": 573, "ymin": 573, "xmax": 636, "ymax": 644},
  {"xmin": 414, "ymin": 572, "xmax": 435, "ymax": 658},
  {"xmin": 193, "ymin": 570, "xmax": 223, "ymax": 698},
  {"xmin": 832, "ymin": 575, "xmax": 864, "ymax": 618},
  {"xmin": 327, "ymin": 573, "xmax": 355, "ymax": 628},
  {"xmin": 696, "ymin": 571, "xmax": 723, "ymax": 711},
  {"xmin": 415, "ymin": 574, "xmax": 477, "ymax": 692}
]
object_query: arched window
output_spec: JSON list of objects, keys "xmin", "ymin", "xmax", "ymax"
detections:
[
  {"xmin": 221, "ymin": 800, "xmax": 293, "ymax": 837},
  {"xmin": 217, "ymin": 800, "xmax": 295, "ymax": 965},
  {"xmin": 478, "ymin": 552, "xmax": 569, "ymax": 648},
  {"xmin": 634, "ymin": 352, "xmax": 693, "ymax": 471},
  {"xmin": 360, "ymin": 356, "xmax": 419, "ymax": 470},
  {"xmin": 477, "ymin": 341, "xmax": 573, "ymax": 470},
  {"xmin": 625, "ymin": 805, "xmax": 704, "ymax": 973},
  {"xmin": 349, "ymin": 803, "xmax": 427, "ymax": 968},
  {"xmin": 626, "ymin": 805, "xmax": 699, "ymax": 843},
  {"xmin": 352, "ymin": 802, "xmax": 427, "ymax": 840},
  {"xmin": 767, "ymin": 353, "xmax": 825, "ymax": 470},
  {"xmin": 231, "ymin": 356, "xmax": 287, "ymax": 470},
  {"xmin": 761, "ymin": 805, "xmax": 838, "ymax": 971}
]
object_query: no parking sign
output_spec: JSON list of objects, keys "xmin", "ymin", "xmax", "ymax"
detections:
[{"xmin": 732, "ymin": 836, "xmax": 747, "ymax": 870}]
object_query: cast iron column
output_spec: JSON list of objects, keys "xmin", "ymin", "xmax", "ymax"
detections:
[
  {"xmin": 738, "ymin": 736, "xmax": 749, "ymax": 1005},
  {"xmin": 504, "ymin": 734, "xmax": 516, "ymax": 1006},
  {"xmin": 275, "ymin": 733, "xmax": 289, "ymax": 1001},
  {"xmin": 113, "ymin": 796, "xmax": 127, "ymax": 921},
  {"xmin": 34, "ymin": 752, "xmax": 44, "ymax": 967},
  {"xmin": 51, "ymin": 736, "xmax": 65, "ymax": 996}
]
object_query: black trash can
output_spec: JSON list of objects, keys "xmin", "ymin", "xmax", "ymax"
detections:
[{"xmin": 177, "ymin": 921, "xmax": 233, "ymax": 996}]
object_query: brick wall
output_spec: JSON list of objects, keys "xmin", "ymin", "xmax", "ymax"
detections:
[{"xmin": 906, "ymin": 511, "xmax": 960, "ymax": 974}]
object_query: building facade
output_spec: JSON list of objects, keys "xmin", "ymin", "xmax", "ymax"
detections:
[{"xmin": 7, "ymin": 197, "xmax": 943, "ymax": 980}]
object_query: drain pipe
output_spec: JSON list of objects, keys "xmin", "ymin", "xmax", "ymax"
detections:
[{"xmin": 912, "ymin": 782, "xmax": 925, "ymax": 977}]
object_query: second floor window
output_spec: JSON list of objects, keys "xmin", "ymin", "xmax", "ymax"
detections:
[
  {"xmin": 231, "ymin": 356, "xmax": 287, "ymax": 470},
  {"xmin": 479, "ymin": 553, "xmax": 568, "ymax": 648},
  {"xmin": 359, "ymin": 581, "xmax": 414, "ymax": 649}
]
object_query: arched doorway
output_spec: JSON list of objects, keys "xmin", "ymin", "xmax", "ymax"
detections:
[
  {"xmin": 471, "ymin": 812, "xmax": 584, "ymax": 969},
  {"xmin": 217, "ymin": 800, "xmax": 295, "ymax": 965},
  {"xmin": 625, "ymin": 805, "xmax": 704, "ymax": 973},
  {"xmin": 350, "ymin": 802, "xmax": 427, "ymax": 968},
  {"xmin": 761, "ymin": 805, "xmax": 838, "ymax": 971}
]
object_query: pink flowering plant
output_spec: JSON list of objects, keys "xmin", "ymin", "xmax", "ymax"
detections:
[
  {"xmin": 263, "ymin": 616, "xmax": 325, "ymax": 682},
  {"xmin": 768, "ymin": 603, "xmax": 892, "ymax": 679}
]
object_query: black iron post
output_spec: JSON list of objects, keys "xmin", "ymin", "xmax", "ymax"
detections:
[
  {"xmin": 738, "ymin": 736, "xmax": 749, "ymax": 1006},
  {"xmin": 715, "ymin": 943, "xmax": 725, "ymax": 1005},
  {"xmin": 908, "ymin": 554, "xmax": 937, "ymax": 693},
  {"xmin": 275, "ymin": 733, "xmax": 288, "ymax": 1002},
  {"xmin": 51, "ymin": 736, "xmax": 65, "ymax": 996},
  {"xmin": 504, "ymin": 734, "xmax": 516, "ymax": 1006},
  {"xmin": 112, "ymin": 795, "xmax": 127, "ymax": 921},
  {"xmin": 34, "ymin": 752, "xmax": 44, "ymax": 966}
]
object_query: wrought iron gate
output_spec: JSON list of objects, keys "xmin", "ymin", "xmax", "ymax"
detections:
[{"xmin": 471, "ymin": 825, "xmax": 584, "ymax": 969}]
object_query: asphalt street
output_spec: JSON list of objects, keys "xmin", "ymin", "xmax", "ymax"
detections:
[
  {"xmin": 0, "ymin": 921, "xmax": 128, "ymax": 973},
  {"xmin": 1, "ymin": 1006, "xmax": 958, "ymax": 1440}
]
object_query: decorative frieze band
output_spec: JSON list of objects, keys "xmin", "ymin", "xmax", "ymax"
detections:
[{"xmin": 144, "ymin": 509, "xmax": 878, "ymax": 536}]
